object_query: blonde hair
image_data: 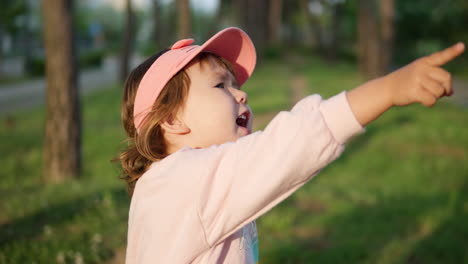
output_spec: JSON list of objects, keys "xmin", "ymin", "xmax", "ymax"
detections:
[{"xmin": 117, "ymin": 51, "xmax": 235, "ymax": 195}]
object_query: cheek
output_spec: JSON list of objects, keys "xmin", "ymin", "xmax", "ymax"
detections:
[
  {"xmin": 204, "ymin": 91, "xmax": 236, "ymax": 112},
  {"xmin": 185, "ymin": 101, "xmax": 229, "ymax": 129},
  {"xmin": 183, "ymin": 91, "xmax": 238, "ymax": 132},
  {"xmin": 180, "ymin": 98, "xmax": 203, "ymax": 130}
]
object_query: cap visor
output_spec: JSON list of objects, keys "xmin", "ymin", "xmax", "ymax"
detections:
[{"xmin": 201, "ymin": 27, "xmax": 256, "ymax": 85}]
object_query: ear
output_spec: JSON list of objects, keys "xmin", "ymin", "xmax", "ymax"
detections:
[{"xmin": 160, "ymin": 116, "xmax": 191, "ymax": 135}]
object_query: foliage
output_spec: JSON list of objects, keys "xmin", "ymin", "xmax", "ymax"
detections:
[
  {"xmin": 79, "ymin": 50, "xmax": 105, "ymax": 69},
  {"xmin": 137, "ymin": 1, "xmax": 178, "ymax": 56},
  {"xmin": 394, "ymin": 0, "xmax": 468, "ymax": 69},
  {"xmin": 26, "ymin": 49, "xmax": 105, "ymax": 77},
  {"xmin": 28, "ymin": 55, "xmax": 46, "ymax": 76},
  {"xmin": 0, "ymin": 0, "xmax": 27, "ymax": 35}
]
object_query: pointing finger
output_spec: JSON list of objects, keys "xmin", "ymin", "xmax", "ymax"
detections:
[{"xmin": 424, "ymin": 42, "xmax": 465, "ymax": 66}]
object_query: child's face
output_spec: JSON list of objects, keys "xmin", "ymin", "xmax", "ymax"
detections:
[{"xmin": 178, "ymin": 57, "xmax": 253, "ymax": 149}]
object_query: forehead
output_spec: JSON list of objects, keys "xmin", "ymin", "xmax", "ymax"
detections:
[{"xmin": 187, "ymin": 55, "xmax": 235, "ymax": 79}]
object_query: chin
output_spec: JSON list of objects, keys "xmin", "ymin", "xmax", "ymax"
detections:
[{"xmin": 239, "ymin": 126, "xmax": 251, "ymax": 136}]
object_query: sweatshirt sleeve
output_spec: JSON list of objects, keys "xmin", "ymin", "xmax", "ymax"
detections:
[{"xmin": 195, "ymin": 92, "xmax": 363, "ymax": 246}]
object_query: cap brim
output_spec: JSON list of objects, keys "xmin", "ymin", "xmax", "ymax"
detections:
[{"xmin": 201, "ymin": 27, "xmax": 256, "ymax": 85}]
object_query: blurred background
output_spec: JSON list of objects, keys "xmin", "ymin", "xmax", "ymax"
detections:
[{"xmin": 0, "ymin": 0, "xmax": 467, "ymax": 263}]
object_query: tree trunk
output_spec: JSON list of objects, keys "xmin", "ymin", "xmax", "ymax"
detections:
[
  {"xmin": 357, "ymin": 0, "xmax": 381, "ymax": 79},
  {"xmin": 328, "ymin": 2, "xmax": 344, "ymax": 62},
  {"xmin": 268, "ymin": 0, "xmax": 282, "ymax": 46},
  {"xmin": 236, "ymin": 0, "xmax": 269, "ymax": 59},
  {"xmin": 120, "ymin": 0, "xmax": 134, "ymax": 83},
  {"xmin": 42, "ymin": 0, "xmax": 80, "ymax": 182},
  {"xmin": 380, "ymin": 0, "xmax": 394, "ymax": 74},
  {"xmin": 176, "ymin": 0, "xmax": 192, "ymax": 39},
  {"xmin": 208, "ymin": 0, "xmax": 230, "ymax": 37},
  {"xmin": 300, "ymin": 0, "xmax": 324, "ymax": 52}
]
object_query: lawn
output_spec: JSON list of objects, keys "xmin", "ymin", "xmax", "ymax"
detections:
[{"xmin": 0, "ymin": 54, "xmax": 467, "ymax": 263}]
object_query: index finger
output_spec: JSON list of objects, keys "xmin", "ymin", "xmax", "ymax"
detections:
[{"xmin": 424, "ymin": 42, "xmax": 465, "ymax": 66}]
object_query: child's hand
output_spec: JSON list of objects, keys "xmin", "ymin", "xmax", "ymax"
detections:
[
  {"xmin": 347, "ymin": 42, "xmax": 465, "ymax": 126},
  {"xmin": 383, "ymin": 42, "xmax": 465, "ymax": 107}
]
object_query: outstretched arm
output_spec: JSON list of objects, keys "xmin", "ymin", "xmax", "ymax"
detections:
[{"xmin": 347, "ymin": 42, "xmax": 465, "ymax": 126}]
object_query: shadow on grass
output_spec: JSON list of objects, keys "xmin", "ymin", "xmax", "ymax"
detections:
[
  {"xmin": 261, "ymin": 181, "xmax": 468, "ymax": 264},
  {"xmin": 0, "ymin": 187, "xmax": 129, "ymax": 248},
  {"xmin": 337, "ymin": 111, "xmax": 414, "ymax": 164},
  {"xmin": 407, "ymin": 182, "xmax": 468, "ymax": 264}
]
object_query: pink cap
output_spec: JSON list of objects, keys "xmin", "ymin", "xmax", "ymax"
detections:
[{"xmin": 133, "ymin": 27, "xmax": 257, "ymax": 130}]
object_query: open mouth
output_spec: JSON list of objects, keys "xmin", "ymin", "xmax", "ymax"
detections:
[{"xmin": 236, "ymin": 111, "xmax": 250, "ymax": 128}]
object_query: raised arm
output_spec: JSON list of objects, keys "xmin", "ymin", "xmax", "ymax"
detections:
[{"xmin": 347, "ymin": 42, "xmax": 465, "ymax": 126}]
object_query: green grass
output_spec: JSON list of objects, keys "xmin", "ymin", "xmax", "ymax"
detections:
[
  {"xmin": 0, "ymin": 85, "xmax": 127, "ymax": 263},
  {"xmin": 243, "ymin": 59, "xmax": 292, "ymax": 115},
  {"xmin": 1, "ymin": 55, "xmax": 467, "ymax": 263}
]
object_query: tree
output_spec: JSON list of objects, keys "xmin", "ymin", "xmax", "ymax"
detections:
[
  {"xmin": 357, "ymin": 0, "xmax": 381, "ymax": 79},
  {"xmin": 300, "ymin": 0, "xmax": 325, "ymax": 53},
  {"xmin": 357, "ymin": 0, "xmax": 395, "ymax": 78},
  {"xmin": 42, "ymin": 0, "xmax": 81, "ymax": 182},
  {"xmin": 176, "ymin": 0, "xmax": 192, "ymax": 39},
  {"xmin": 208, "ymin": 0, "xmax": 231, "ymax": 37},
  {"xmin": 379, "ymin": 0, "xmax": 394, "ymax": 73},
  {"xmin": 268, "ymin": 0, "xmax": 283, "ymax": 46},
  {"xmin": 0, "ymin": 1, "xmax": 27, "ymax": 63},
  {"xmin": 328, "ymin": 1, "xmax": 345, "ymax": 62},
  {"xmin": 120, "ymin": 0, "xmax": 135, "ymax": 83},
  {"xmin": 236, "ymin": 0, "xmax": 269, "ymax": 58}
]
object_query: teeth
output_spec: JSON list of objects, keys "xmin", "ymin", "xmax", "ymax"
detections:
[{"xmin": 239, "ymin": 114, "xmax": 247, "ymax": 120}]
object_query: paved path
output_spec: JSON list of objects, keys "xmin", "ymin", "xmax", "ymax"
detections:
[
  {"xmin": 0, "ymin": 56, "xmax": 143, "ymax": 115},
  {"xmin": 450, "ymin": 78, "xmax": 468, "ymax": 107}
]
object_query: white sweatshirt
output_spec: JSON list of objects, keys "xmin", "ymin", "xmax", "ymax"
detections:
[{"xmin": 125, "ymin": 92, "xmax": 364, "ymax": 263}]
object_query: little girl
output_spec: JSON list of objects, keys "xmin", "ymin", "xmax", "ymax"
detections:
[{"xmin": 118, "ymin": 27, "xmax": 464, "ymax": 263}]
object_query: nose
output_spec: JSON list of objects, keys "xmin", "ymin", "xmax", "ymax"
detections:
[{"xmin": 233, "ymin": 89, "xmax": 248, "ymax": 104}]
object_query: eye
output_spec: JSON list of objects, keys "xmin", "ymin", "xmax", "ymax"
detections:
[{"xmin": 215, "ymin": 82, "xmax": 225, "ymax": 89}]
